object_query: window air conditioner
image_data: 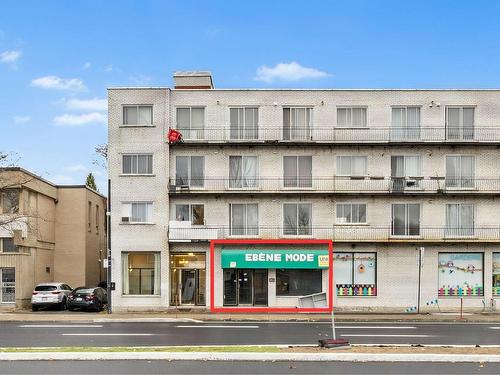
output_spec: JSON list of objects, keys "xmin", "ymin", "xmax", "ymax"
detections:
[{"xmin": 121, "ymin": 217, "xmax": 130, "ymax": 223}]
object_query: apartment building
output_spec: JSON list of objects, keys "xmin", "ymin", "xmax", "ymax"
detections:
[
  {"xmin": 0, "ymin": 168, "xmax": 107, "ymax": 308},
  {"xmin": 108, "ymin": 71, "xmax": 500, "ymax": 312}
]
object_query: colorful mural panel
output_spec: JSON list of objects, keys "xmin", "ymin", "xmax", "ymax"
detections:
[{"xmin": 438, "ymin": 253, "xmax": 484, "ymax": 297}]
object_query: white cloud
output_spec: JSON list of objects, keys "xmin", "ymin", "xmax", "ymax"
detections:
[
  {"xmin": 83, "ymin": 62, "xmax": 92, "ymax": 70},
  {"xmin": 66, "ymin": 98, "xmax": 107, "ymax": 112},
  {"xmin": 104, "ymin": 64, "xmax": 114, "ymax": 72},
  {"xmin": 13, "ymin": 115, "xmax": 31, "ymax": 124},
  {"xmin": 54, "ymin": 112, "xmax": 106, "ymax": 126},
  {"xmin": 130, "ymin": 74, "xmax": 152, "ymax": 85},
  {"xmin": 65, "ymin": 164, "xmax": 88, "ymax": 172},
  {"xmin": 51, "ymin": 174, "xmax": 77, "ymax": 185},
  {"xmin": 0, "ymin": 50, "xmax": 21, "ymax": 63},
  {"xmin": 31, "ymin": 75, "xmax": 86, "ymax": 91},
  {"xmin": 255, "ymin": 62, "xmax": 330, "ymax": 83}
]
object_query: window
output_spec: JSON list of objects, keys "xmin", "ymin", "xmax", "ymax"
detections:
[
  {"xmin": 87, "ymin": 201, "xmax": 92, "ymax": 232},
  {"xmin": 175, "ymin": 156, "xmax": 204, "ymax": 187},
  {"xmin": 283, "ymin": 203, "xmax": 312, "ymax": 236},
  {"xmin": 229, "ymin": 204, "xmax": 258, "ymax": 236},
  {"xmin": 283, "ymin": 156, "xmax": 312, "ymax": 188},
  {"xmin": 122, "ymin": 252, "xmax": 160, "ymax": 295},
  {"xmin": 337, "ymin": 107, "xmax": 367, "ymax": 127},
  {"xmin": 493, "ymin": 253, "xmax": 500, "ymax": 297},
  {"xmin": 229, "ymin": 156, "xmax": 257, "ymax": 188},
  {"xmin": 438, "ymin": 253, "xmax": 483, "ymax": 296},
  {"xmin": 123, "ymin": 105, "xmax": 153, "ymax": 126},
  {"xmin": 230, "ymin": 107, "xmax": 258, "ymax": 140},
  {"xmin": 336, "ymin": 156, "xmax": 367, "ymax": 176},
  {"xmin": 446, "ymin": 156, "xmax": 475, "ymax": 188},
  {"xmin": 334, "ymin": 253, "xmax": 377, "ymax": 296},
  {"xmin": 175, "ymin": 204, "xmax": 204, "ymax": 225},
  {"xmin": 446, "ymin": 106, "xmax": 474, "ymax": 140},
  {"xmin": 391, "ymin": 155, "xmax": 422, "ymax": 190},
  {"xmin": 95, "ymin": 205, "xmax": 99, "ymax": 234},
  {"xmin": 1, "ymin": 268, "xmax": 15, "ymax": 303},
  {"xmin": 121, "ymin": 202, "xmax": 153, "ymax": 223},
  {"xmin": 391, "ymin": 203, "xmax": 420, "ymax": 236},
  {"xmin": 1, "ymin": 189, "xmax": 19, "ymax": 214},
  {"xmin": 445, "ymin": 204, "xmax": 474, "ymax": 237},
  {"xmin": 0, "ymin": 238, "xmax": 17, "ymax": 253},
  {"xmin": 283, "ymin": 107, "xmax": 312, "ymax": 140},
  {"xmin": 276, "ymin": 269, "xmax": 322, "ymax": 296},
  {"xmin": 122, "ymin": 154, "xmax": 153, "ymax": 175},
  {"xmin": 176, "ymin": 107, "xmax": 204, "ymax": 139},
  {"xmin": 336, "ymin": 204, "xmax": 367, "ymax": 224},
  {"xmin": 392, "ymin": 107, "xmax": 421, "ymax": 139}
]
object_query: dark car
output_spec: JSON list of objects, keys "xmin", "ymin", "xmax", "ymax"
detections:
[{"xmin": 67, "ymin": 287, "xmax": 107, "ymax": 312}]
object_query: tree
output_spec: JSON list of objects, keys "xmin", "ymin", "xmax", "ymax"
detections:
[
  {"xmin": 86, "ymin": 173, "xmax": 98, "ymax": 191},
  {"xmin": 93, "ymin": 143, "xmax": 108, "ymax": 170}
]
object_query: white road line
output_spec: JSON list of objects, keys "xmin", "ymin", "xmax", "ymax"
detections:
[
  {"xmin": 175, "ymin": 325, "xmax": 259, "ymax": 329},
  {"xmin": 61, "ymin": 333, "xmax": 155, "ymax": 336},
  {"xmin": 336, "ymin": 326, "xmax": 416, "ymax": 329},
  {"xmin": 19, "ymin": 325, "xmax": 103, "ymax": 328},
  {"xmin": 340, "ymin": 334, "xmax": 434, "ymax": 338},
  {"xmin": 489, "ymin": 327, "xmax": 500, "ymax": 329}
]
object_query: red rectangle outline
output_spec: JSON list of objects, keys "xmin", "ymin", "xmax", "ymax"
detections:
[{"xmin": 209, "ymin": 239, "xmax": 333, "ymax": 313}]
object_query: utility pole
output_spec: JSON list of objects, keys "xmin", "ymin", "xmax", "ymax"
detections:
[
  {"xmin": 107, "ymin": 178, "xmax": 112, "ymax": 314},
  {"xmin": 417, "ymin": 246, "xmax": 424, "ymax": 314}
]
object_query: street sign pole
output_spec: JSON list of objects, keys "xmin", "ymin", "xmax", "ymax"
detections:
[{"xmin": 107, "ymin": 178, "xmax": 112, "ymax": 314}]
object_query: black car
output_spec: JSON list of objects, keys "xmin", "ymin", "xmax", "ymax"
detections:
[{"xmin": 67, "ymin": 287, "xmax": 107, "ymax": 312}]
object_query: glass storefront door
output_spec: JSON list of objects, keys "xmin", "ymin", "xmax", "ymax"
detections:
[
  {"xmin": 0, "ymin": 268, "xmax": 15, "ymax": 303},
  {"xmin": 223, "ymin": 269, "xmax": 268, "ymax": 306},
  {"xmin": 170, "ymin": 253, "xmax": 206, "ymax": 306}
]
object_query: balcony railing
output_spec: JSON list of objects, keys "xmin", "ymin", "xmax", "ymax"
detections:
[
  {"xmin": 169, "ymin": 177, "xmax": 500, "ymax": 194},
  {"xmin": 174, "ymin": 126, "xmax": 500, "ymax": 144},
  {"xmin": 168, "ymin": 224, "xmax": 500, "ymax": 242}
]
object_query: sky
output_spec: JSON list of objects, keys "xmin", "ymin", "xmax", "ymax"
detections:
[{"xmin": 1, "ymin": 0, "xmax": 500, "ymax": 192}]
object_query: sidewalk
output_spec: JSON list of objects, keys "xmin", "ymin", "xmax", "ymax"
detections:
[{"xmin": 1, "ymin": 309, "xmax": 500, "ymax": 322}]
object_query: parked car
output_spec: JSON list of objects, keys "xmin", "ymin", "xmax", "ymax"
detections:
[
  {"xmin": 68, "ymin": 287, "xmax": 107, "ymax": 312},
  {"xmin": 31, "ymin": 283, "xmax": 73, "ymax": 311}
]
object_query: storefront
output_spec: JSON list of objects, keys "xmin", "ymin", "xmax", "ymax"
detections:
[
  {"xmin": 170, "ymin": 252, "xmax": 206, "ymax": 306},
  {"xmin": 210, "ymin": 239, "xmax": 333, "ymax": 313}
]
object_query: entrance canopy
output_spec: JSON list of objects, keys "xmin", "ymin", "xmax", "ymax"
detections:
[{"xmin": 221, "ymin": 249, "xmax": 329, "ymax": 269}]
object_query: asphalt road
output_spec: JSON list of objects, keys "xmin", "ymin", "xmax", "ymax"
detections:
[
  {"xmin": 1, "ymin": 321, "xmax": 500, "ymax": 347},
  {"xmin": 0, "ymin": 360, "xmax": 498, "ymax": 374}
]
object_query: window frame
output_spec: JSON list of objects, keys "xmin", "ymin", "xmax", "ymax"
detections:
[
  {"xmin": 122, "ymin": 105, "xmax": 153, "ymax": 126},
  {"xmin": 336, "ymin": 106, "xmax": 368, "ymax": 128},
  {"xmin": 336, "ymin": 156, "xmax": 368, "ymax": 177},
  {"xmin": 282, "ymin": 106, "xmax": 313, "ymax": 141},
  {"xmin": 445, "ymin": 106, "xmax": 475, "ymax": 140},
  {"xmin": 445, "ymin": 154, "xmax": 476, "ymax": 189},
  {"xmin": 229, "ymin": 203, "xmax": 259, "ymax": 236},
  {"xmin": 334, "ymin": 252, "xmax": 377, "ymax": 297},
  {"xmin": 276, "ymin": 269, "xmax": 323, "ymax": 296},
  {"xmin": 283, "ymin": 155, "xmax": 313, "ymax": 188},
  {"xmin": 391, "ymin": 203, "xmax": 421, "ymax": 237},
  {"xmin": 229, "ymin": 107, "xmax": 259, "ymax": 140},
  {"xmin": 0, "ymin": 238, "xmax": 18, "ymax": 253},
  {"xmin": 175, "ymin": 156, "xmax": 205, "ymax": 188},
  {"xmin": 228, "ymin": 155, "xmax": 259, "ymax": 189},
  {"xmin": 445, "ymin": 203, "xmax": 475, "ymax": 238},
  {"xmin": 121, "ymin": 202, "xmax": 154, "ymax": 224},
  {"xmin": 282, "ymin": 203, "xmax": 313, "ymax": 236},
  {"xmin": 122, "ymin": 153, "xmax": 154, "ymax": 175},
  {"xmin": 121, "ymin": 252, "xmax": 160, "ymax": 296},
  {"xmin": 174, "ymin": 204, "xmax": 205, "ymax": 225},
  {"xmin": 336, "ymin": 203, "xmax": 367, "ymax": 224},
  {"xmin": 175, "ymin": 107, "xmax": 205, "ymax": 140}
]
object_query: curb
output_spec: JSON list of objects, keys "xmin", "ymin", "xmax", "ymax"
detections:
[{"xmin": 1, "ymin": 352, "xmax": 500, "ymax": 362}]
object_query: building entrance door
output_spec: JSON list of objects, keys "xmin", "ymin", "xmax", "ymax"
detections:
[
  {"xmin": 223, "ymin": 269, "xmax": 268, "ymax": 306},
  {"xmin": 0, "ymin": 268, "xmax": 15, "ymax": 303},
  {"xmin": 170, "ymin": 253, "xmax": 206, "ymax": 306}
]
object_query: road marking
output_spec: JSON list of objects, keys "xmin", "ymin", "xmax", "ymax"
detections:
[
  {"xmin": 489, "ymin": 327, "xmax": 500, "ymax": 329},
  {"xmin": 340, "ymin": 334, "xmax": 434, "ymax": 338},
  {"xmin": 61, "ymin": 333, "xmax": 155, "ymax": 336},
  {"xmin": 19, "ymin": 325, "xmax": 103, "ymax": 328},
  {"xmin": 337, "ymin": 326, "xmax": 416, "ymax": 329},
  {"xmin": 175, "ymin": 325, "xmax": 259, "ymax": 329}
]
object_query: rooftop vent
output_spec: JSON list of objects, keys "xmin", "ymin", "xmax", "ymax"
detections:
[{"xmin": 173, "ymin": 71, "xmax": 214, "ymax": 89}]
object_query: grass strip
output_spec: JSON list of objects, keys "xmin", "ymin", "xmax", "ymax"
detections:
[{"xmin": 0, "ymin": 346, "xmax": 281, "ymax": 353}]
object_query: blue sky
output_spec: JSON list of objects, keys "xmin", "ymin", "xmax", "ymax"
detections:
[{"xmin": 1, "ymin": 0, "xmax": 500, "ymax": 192}]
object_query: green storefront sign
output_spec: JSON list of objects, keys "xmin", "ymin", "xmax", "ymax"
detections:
[{"xmin": 221, "ymin": 249, "xmax": 329, "ymax": 269}]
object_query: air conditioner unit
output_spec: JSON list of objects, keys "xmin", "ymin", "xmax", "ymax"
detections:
[
  {"xmin": 337, "ymin": 217, "xmax": 347, "ymax": 224},
  {"xmin": 121, "ymin": 217, "xmax": 130, "ymax": 223},
  {"xmin": 406, "ymin": 179, "xmax": 417, "ymax": 187}
]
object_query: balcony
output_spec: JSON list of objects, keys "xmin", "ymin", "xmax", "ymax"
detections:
[
  {"xmin": 168, "ymin": 224, "xmax": 500, "ymax": 243},
  {"xmin": 168, "ymin": 177, "xmax": 500, "ymax": 195},
  {"xmin": 172, "ymin": 126, "xmax": 500, "ymax": 145}
]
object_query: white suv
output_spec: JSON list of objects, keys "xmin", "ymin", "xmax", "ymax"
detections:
[{"xmin": 31, "ymin": 283, "xmax": 73, "ymax": 311}]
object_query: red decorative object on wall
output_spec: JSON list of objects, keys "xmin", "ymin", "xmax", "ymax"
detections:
[{"xmin": 168, "ymin": 128, "xmax": 183, "ymax": 144}]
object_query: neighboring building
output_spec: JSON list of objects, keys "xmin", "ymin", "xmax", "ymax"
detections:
[
  {"xmin": 0, "ymin": 168, "xmax": 107, "ymax": 308},
  {"xmin": 108, "ymin": 72, "xmax": 500, "ymax": 312}
]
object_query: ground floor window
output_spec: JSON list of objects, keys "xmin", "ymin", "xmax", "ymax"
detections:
[
  {"xmin": 438, "ymin": 253, "xmax": 483, "ymax": 297},
  {"xmin": 122, "ymin": 252, "xmax": 160, "ymax": 295},
  {"xmin": 0, "ymin": 268, "xmax": 15, "ymax": 303},
  {"xmin": 223, "ymin": 269, "xmax": 268, "ymax": 306},
  {"xmin": 276, "ymin": 269, "xmax": 321, "ymax": 296},
  {"xmin": 334, "ymin": 252, "xmax": 376, "ymax": 296},
  {"xmin": 170, "ymin": 253, "xmax": 206, "ymax": 306},
  {"xmin": 493, "ymin": 253, "xmax": 500, "ymax": 297}
]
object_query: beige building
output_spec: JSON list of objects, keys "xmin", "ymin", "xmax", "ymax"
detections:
[
  {"xmin": 108, "ymin": 72, "xmax": 500, "ymax": 312},
  {"xmin": 0, "ymin": 168, "xmax": 107, "ymax": 308}
]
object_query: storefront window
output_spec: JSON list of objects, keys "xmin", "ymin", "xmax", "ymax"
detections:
[
  {"xmin": 438, "ymin": 253, "xmax": 483, "ymax": 297},
  {"xmin": 493, "ymin": 253, "xmax": 500, "ymax": 297},
  {"xmin": 334, "ymin": 252, "xmax": 376, "ymax": 296},
  {"xmin": 170, "ymin": 253, "xmax": 206, "ymax": 306},
  {"xmin": 122, "ymin": 252, "xmax": 160, "ymax": 295},
  {"xmin": 1, "ymin": 268, "xmax": 15, "ymax": 303},
  {"xmin": 276, "ymin": 269, "xmax": 321, "ymax": 296}
]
